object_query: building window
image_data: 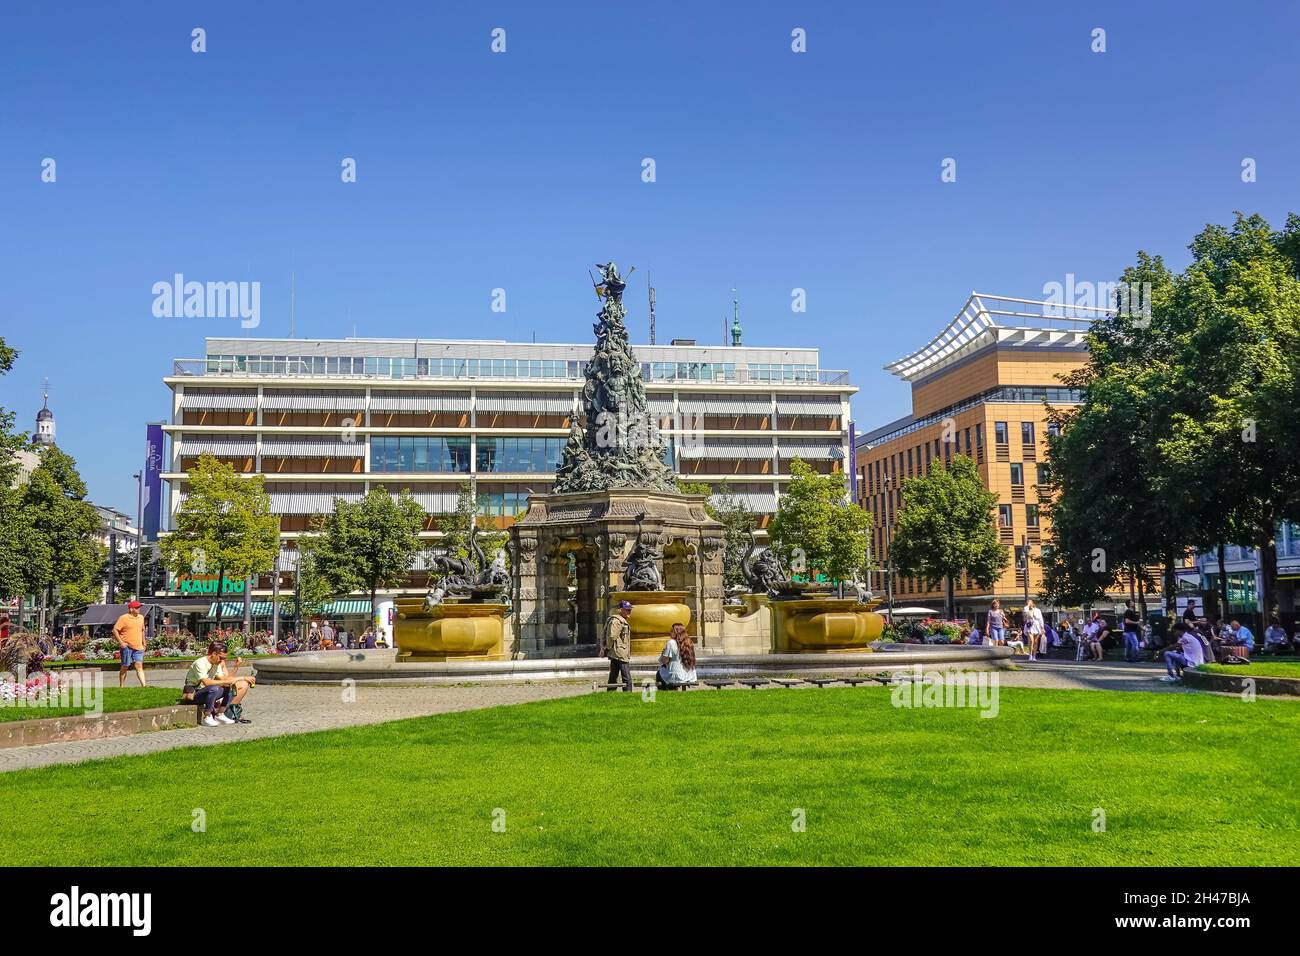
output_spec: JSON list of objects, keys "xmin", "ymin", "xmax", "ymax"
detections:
[
  {"xmin": 975, "ymin": 423, "xmax": 983, "ymax": 447},
  {"xmin": 370, "ymin": 436, "xmax": 470, "ymax": 472},
  {"xmin": 1036, "ymin": 464, "xmax": 1049, "ymax": 485},
  {"xmin": 1021, "ymin": 421, "xmax": 1035, "ymax": 445},
  {"xmin": 994, "ymin": 421, "xmax": 1008, "ymax": 444},
  {"xmin": 964, "ymin": 428, "xmax": 971, "ymax": 455},
  {"xmin": 1026, "ymin": 504, "xmax": 1040, "ymax": 527},
  {"xmin": 998, "ymin": 504, "xmax": 1013, "ymax": 527},
  {"xmin": 476, "ymin": 437, "xmax": 566, "ymax": 473},
  {"xmin": 1010, "ymin": 463, "xmax": 1023, "ymax": 485},
  {"xmin": 1047, "ymin": 422, "xmax": 1061, "ymax": 438}
]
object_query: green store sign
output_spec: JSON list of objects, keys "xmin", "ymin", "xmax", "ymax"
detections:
[{"xmin": 177, "ymin": 575, "xmax": 246, "ymax": 596}]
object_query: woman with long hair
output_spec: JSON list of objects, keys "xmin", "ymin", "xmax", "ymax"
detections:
[
  {"xmin": 987, "ymin": 599, "xmax": 1006, "ymax": 646},
  {"xmin": 657, "ymin": 622, "xmax": 697, "ymax": 690}
]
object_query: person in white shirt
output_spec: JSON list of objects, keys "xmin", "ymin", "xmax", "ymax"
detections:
[
  {"xmin": 1024, "ymin": 599, "xmax": 1046, "ymax": 662},
  {"xmin": 1161, "ymin": 623, "xmax": 1205, "ymax": 681},
  {"xmin": 1264, "ymin": 617, "xmax": 1289, "ymax": 655},
  {"xmin": 656, "ymin": 623, "xmax": 697, "ymax": 690}
]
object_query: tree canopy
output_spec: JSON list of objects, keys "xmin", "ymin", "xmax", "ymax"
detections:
[{"xmin": 768, "ymin": 459, "xmax": 871, "ymax": 585}]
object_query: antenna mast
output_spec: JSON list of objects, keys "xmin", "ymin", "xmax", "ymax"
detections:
[
  {"xmin": 647, "ymin": 273, "xmax": 656, "ymax": 345},
  {"xmin": 289, "ymin": 271, "xmax": 296, "ymax": 338}
]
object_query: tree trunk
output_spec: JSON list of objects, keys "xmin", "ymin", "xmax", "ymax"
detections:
[
  {"xmin": 1137, "ymin": 572, "xmax": 1147, "ymax": 622},
  {"xmin": 213, "ymin": 566, "xmax": 226, "ymax": 631},
  {"xmin": 369, "ymin": 582, "xmax": 377, "ymax": 643},
  {"xmin": 1216, "ymin": 542, "xmax": 1229, "ymax": 623},
  {"xmin": 1258, "ymin": 524, "xmax": 1278, "ymax": 627},
  {"xmin": 1163, "ymin": 552, "xmax": 1177, "ymax": 618},
  {"xmin": 944, "ymin": 575, "xmax": 954, "ymax": 620}
]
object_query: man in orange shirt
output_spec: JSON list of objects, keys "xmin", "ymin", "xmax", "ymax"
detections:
[{"xmin": 113, "ymin": 601, "xmax": 148, "ymax": 687}]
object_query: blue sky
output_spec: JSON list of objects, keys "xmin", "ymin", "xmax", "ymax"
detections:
[{"xmin": 1, "ymin": 0, "xmax": 1297, "ymax": 512}]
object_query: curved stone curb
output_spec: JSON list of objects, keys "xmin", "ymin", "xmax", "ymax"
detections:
[
  {"xmin": 0, "ymin": 705, "xmax": 197, "ymax": 749},
  {"xmin": 1183, "ymin": 668, "xmax": 1300, "ymax": 698},
  {"xmin": 252, "ymin": 646, "xmax": 1014, "ymax": 685}
]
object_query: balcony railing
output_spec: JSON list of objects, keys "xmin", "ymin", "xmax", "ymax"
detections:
[{"xmin": 170, "ymin": 358, "xmax": 852, "ymax": 387}]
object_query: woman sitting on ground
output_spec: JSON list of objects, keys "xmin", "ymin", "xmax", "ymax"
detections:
[{"xmin": 657, "ymin": 623, "xmax": 697, "ymax": 690}]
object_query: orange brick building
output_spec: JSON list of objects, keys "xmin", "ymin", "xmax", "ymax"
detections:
[{"xmin": 854, "ymin": 294, "xmax": 1125, "ymax": 619}]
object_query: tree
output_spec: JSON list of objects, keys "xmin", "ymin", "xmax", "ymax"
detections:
[
  {"xmin": 889, "ymin": 455, "xmax": 1008, "ymax": 618},
  {"xmin": 768, "ymin": 459, "xmax": 871, "ymax": 587},
  {"xmin": 19, "ymin": 447, "xmax": 101, "ymax": 630},
  {"xmin": 292, "ymin": 534, "xmax": 335, "ymax": 621},
  {"xmin": 676, "ymin": 479, "xmax": 754, "ymax": 589},
  {"xmin": 0, "ymin": 336, "xmax": 32, "ymax": 604},
  {"xmin": 157, "ymin": 453, "xmax": 280, "ymax": 625},
  {"xmin": 105, "ymin": 542, "xmax": 164, "ymax": 603},
  {"xmin": 311, "ymin": 486, "xmax": 426, "ymax": 616}
]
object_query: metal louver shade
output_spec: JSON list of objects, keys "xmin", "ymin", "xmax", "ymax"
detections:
[
  {"xmin": 260, "ymin": 439, "xmax": 366, "ymax": 457},
  {"xmin": 179, "ymin": 392, "xmax": 258, "ymax": 409},
  {"xmin": 645, "ymin": 394, "xmax": 675, "ymax": 414},
  {"xmin": 775, "ymin": 395, "xmax": 842, "ymax": 416},
  {"xmin": 677, "ymin": 393, "xmax": 772, "ymax": 415},
  {"xmin": 175, "ymin": 437, "xmax": 257, "ymax": 456},
  {"xmin": 404, "ymin": 491, "xmax": 459, "ymax": 512},
  {"xmin": 476, "ymin": 391, "xmax": 575, "ymax": 413},
  {"xmin": 715, "ymin": 490, "xmax": 778, "ymax": 512},
  {"xmin": 261, "ymin": 391, "xmax": 365, "ymax": 411},
  {"xmin": 679, "ymin": 439, "xmax": 775, "ymax": 460},
  {"xmin": 778, "ymin": 440, "xmax": 846, "ymax": 460},
  {"xmin": 370, "ymin": 391, "xmax": 470, "ymax": 412},
  {"xmin": 268, "ymin": 492, "xmax": 363, "ymax": 514}
]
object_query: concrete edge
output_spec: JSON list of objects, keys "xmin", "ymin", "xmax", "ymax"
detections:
[
  {"xmin": 1183, "ymin": 668, "xmax": 1300, "ymax": 698},
  {"xmin": 0, "ymin": 705, "xmax": 198, "ymax": 749}
]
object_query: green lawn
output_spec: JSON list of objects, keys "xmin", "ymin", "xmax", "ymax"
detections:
[
  {"xmin": 0, "ymin": 687, "xmax": 181, "ymax": 723},
  {"xmin": 1200, "ymin": 661, "xmax": 1300, "ymax": 678},
  {"xmin": 0, "ymin": 687, "xmax": 1296, "ymax": 866}
]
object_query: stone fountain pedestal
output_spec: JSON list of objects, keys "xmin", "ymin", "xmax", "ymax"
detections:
[
  {"xmin": 394, "ymin": 597, "xmax": 509, "ymax": 662},
  {"xmin": 770, "ymin": 597, "xmax": 885, "ymax": 653},
  {"xmin": 509, "ymin": 488, "xmax": 724, "ymax": 657}
]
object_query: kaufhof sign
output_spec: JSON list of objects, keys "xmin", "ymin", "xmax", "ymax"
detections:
[{"xmin": 176, "ymin": 574, "xmax": 246, "ymax": 596}]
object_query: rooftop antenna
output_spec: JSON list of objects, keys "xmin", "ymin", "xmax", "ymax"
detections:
[
  {"xmin": 289, "ymin": 271, "xmax": 296, "ymax": 338},
  {"xmin": 648, "ymin": 273, "xmax": 656, "ymax": 345}
]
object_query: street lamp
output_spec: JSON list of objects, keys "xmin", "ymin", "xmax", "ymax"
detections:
[
  {"xmin": 1017, "ymin": 534, "xmax": 1032, "ymax": 609},
  {"xmin": 133, "ymin": 471, "xmax": 144, "ymax": 600}
]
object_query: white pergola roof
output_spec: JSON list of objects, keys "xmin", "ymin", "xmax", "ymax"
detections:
[{"xmin": 883, "ymin": 293, "xmax": 1111, "ymax": 383}]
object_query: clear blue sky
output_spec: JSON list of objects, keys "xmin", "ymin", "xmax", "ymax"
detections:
[{"xmin": 1, "ymin": 0, "xmax": 1297, "ymax": 513}]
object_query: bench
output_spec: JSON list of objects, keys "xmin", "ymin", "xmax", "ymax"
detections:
[
  {"xmin": 702, "ymin": 679, "xmax": 736, "ymax": 690},
  {"xmin": 593, "ymin": 682, "xmax": 634, "ymax": 692},
  {"xmin": 805, "ymin": 677, "xmax": 839, "ymax": 688},
  {"xmin": 738, "ymin": 678, "xmax": 770, "ymax": 689},
  {"xmin": 840, "ymin": 676, "xmax": 873, "ymax": 686},
  {"xmin": 770, "ymin": 678, "xmax": 803, "ymax": 688}
]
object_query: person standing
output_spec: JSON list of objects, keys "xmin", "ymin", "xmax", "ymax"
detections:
[
  {"xmin": 987, "ymin": 600, "xmax": 1006, "ymax": 645},
  {"xmin": 1122, "ymin": 600, "xmax": 1142, "ymax": 662},
  {"xmin": 320, "ymin": 620, "xmax": 336, "ymax": 649},
  {"xmin": 1024, "ymin": 599, "xmax": 1045, "ymax": 662},
  {"xmin": 604, "ymin": 600, "xmax": 633, "ymax": 692},
  {"xmin": 113, "ymin": 600, "xmax": 149, "ymax": 687}
]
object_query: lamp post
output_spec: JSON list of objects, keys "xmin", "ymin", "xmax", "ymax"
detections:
[
  {"xmin": 882, "ymin": 468, "xmax": 895, "ymax": 621},
  {"xmin": 133, "ymin": 471, "xmax": 144, "ymax": 599},
  {"xmin": 1018, "ymin": 534, "xmax": 1031, "ymax": 609}
]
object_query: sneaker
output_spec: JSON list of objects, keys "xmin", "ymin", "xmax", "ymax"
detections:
[
  {"xmin": 202, "ymin": 715, "xmax": 219, "ymax": 727},
  {"xmin": 215, "ymin": 714, "xmax": 236, "ymax": 724},
  {"xmin": 1159, "ymin": 675, "xmax": 1179, "ymax": 682}
]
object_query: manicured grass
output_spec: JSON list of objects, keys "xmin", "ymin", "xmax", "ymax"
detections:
[
  {"xmin": 0, "ymin": 687, "xmax": 1296, "ymax": 866},
  {"xmin": 0, "ymin": 687, "xmax": 181, "ymax": 723},
  {"xmin": 1200, "ymin": 661, "xmax": 1300, "ymax": 679}
]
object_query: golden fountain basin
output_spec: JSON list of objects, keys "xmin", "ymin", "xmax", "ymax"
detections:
[
  {"xmin": 395, "ymin": 598, "xmax": 508, "ymax": 661},
  {"xmin": 771, "ymin": 598, "xmax": 884, "ymax": 653}
]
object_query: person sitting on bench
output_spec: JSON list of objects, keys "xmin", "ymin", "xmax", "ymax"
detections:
[
  {"xmin": 185, "ymin": 641, "xmax": 256, "ymax": 726},
  {"xmin": 656, "ymin": 623, "xmax": 697, "ymax": 690}
]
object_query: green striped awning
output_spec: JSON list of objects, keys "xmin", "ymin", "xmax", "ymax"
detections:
[{"xmin": 206, "ymin": 599, "xmax": 372, "ymax": 619}]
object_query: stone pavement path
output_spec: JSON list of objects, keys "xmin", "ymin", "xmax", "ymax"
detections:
[{"xmin": 0, "ymin": 659, "xmax": 1190, "ymax": 774}]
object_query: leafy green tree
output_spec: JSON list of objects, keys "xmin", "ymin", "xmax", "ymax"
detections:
[
  {"xmin": 311, "ymin": 486, "xmax": 426, "ymax": 615},
  {"xmin": 291, "ymin": 534, "xmax": 335, "ymax": 621},
  {"xmin": 768, "ymin": 459, "xmax": 871, "ymax": 586},
  {"xmin": 158, "ymin": 453, "xmax": 280, "ymax": 625},
  {"xmin": 105, "ymin": 542, "xmax": 164, "ymax": 603},
  {"xmin": 0, "ymin": 336, "xmax": 32, "ymax": 604},
  {"xmin": 889, "ymin": 455, "xmax": 1008, "ymax": 618},
  {"xmin": 676, "ymin": 479, "xmax": 754, "ymax": 589},
  {"xmin": 19, "ymin": 447, "xmax": 101, "ymax": 629}
]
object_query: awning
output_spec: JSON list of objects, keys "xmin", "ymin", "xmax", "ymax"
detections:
[
  {"xmin": 175, "ymin": 437, "xmax": 258, "ymax": 456},
  {"xmin": 678, "ymin": 393, "xmax": 773, "ymax": 415},
  {"xmin": 716, "ymin": 490, "xmax": 778, "ymax": 513},
  {"xmin": 776, "ymin": 395, "xmax": 842, "ymax": 416},
  {"xmin": 261, "ymin": 391, "xmax": 364, "ymax": 411},
  {"xmin": 260, "ymin": 439, "xmax": 365, "ymax": 457},
  {"xmin": 477, "ymin": 391, "xmax": 575, "ymax": 413},
  {"xmin": 179, "ymin": 393, "xmax": 258, "ymax": 410},
  {"xmin": 77, "ymin": 603, "xmax": 161, "ymax": 626},
  {"xmin": 206, "ymin": 599, "xmax": 373, "ymax": 619},
  {"xmin": 268, "ymin": 492, "xmax": 363, "ymax": 514},
  {"xmin": 679, "ymin": 439, "xmax": 775, "ymax": 460},
  {"xmin": 207, "ymin": 602, "xmax": 276, "ymax": 619},
  {"xmin": 370, "ymin": 391, "xmax": 470, "ymax": 412},
  {"xmin": 778, "ymin": 440, "xmax": 846, "ymax": 460}
]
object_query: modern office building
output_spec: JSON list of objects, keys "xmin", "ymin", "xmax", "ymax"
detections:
[
  {"xmin": 855, "ymin": 293, "xmax": 1126, "ymax": 618},
  {"xmin": 162, "ymin": 334, "xmax": 855, "ymax": 614}
]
